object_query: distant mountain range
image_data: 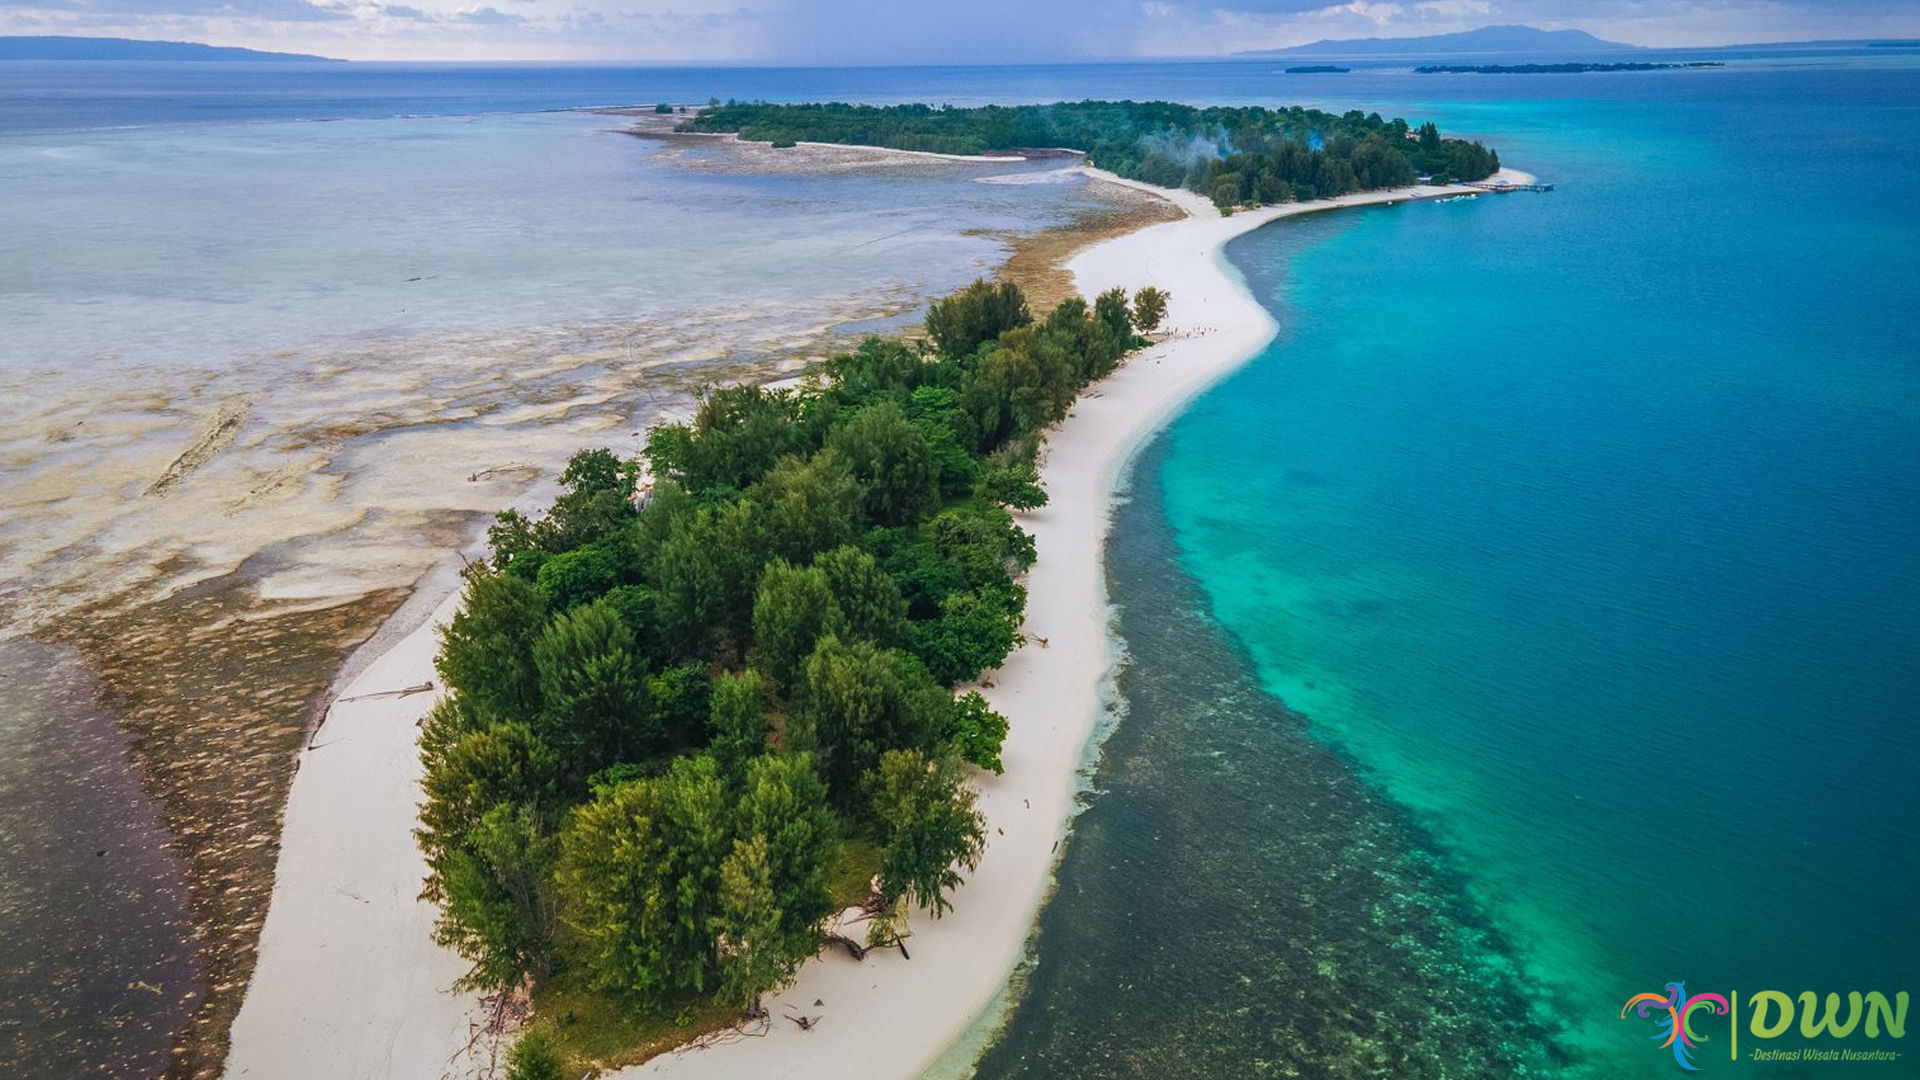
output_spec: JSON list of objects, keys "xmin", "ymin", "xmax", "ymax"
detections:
[
  {"xmin": 1238, "ymin": 25, "xmax": 1639, "ymax": 58},
  {"xmin": 0, "ymin": 36, "xmax": 340, "ymax": 62}
]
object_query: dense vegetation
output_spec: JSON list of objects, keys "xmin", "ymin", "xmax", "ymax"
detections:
[
  {"xmin": 419, "ymin": 279, "xmax": 1168, "ymax": 1056},
  {"xmin": 686, "ymin": 99, "xmax": 1500, "ymax": 208},
  {"xmin": 1415, "ymin": 62, "xmax": 1723, "ymax": 73}
]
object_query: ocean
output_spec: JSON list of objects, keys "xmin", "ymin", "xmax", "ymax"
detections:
[
  {"xmin": 0, "ymin": 53, "xmax": 1914, "ymax": 1077},
  {"xmin": 976, "ymin": 55, "xmax": 1920, "ymax": 1079}
]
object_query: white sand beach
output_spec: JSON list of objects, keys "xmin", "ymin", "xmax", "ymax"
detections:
[
  {"xmin": 224, "ymin": 168, "xmax": 1525, "ymax": 1080},
  {"xmin": 222, "ymin": 587, "xmax": 492, "ymax": 1080}
]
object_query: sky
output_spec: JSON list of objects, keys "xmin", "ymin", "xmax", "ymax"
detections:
[{"xmin": 2, "ymin": 0, "xmax": 1917, "ymax": 61}]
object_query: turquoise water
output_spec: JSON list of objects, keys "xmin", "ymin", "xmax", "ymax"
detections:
[{"xmin": 982, "ymin": 59, "xmax": 1919, "ymax": 1077}]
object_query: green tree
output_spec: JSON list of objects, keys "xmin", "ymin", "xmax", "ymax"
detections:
[
  {"xmin": 961, "ymin": 340, "xmax": 1047, "ymax": 450},
  {"xmin": 599, "ymin": 584, "xmax": 667, "ymax": 668},
  {"xmin": 545, "ymin": 448, "xmax": 639, "ymax": 551},
  {"xmin": 1093, "ymin": 286, "xmax": 1135, "ymax": 347},
  {"xmin": 532, "ymin": 600, "xmax": 654, "ymax": 773},
  {"xmin": 487, "ymin": 507, "xmax": 543, "ymax": 573},
  {"xmin": 707, "ymin": 670, "xmax": 770, "ymax": 779},
  {"xmin": 977, "ymin": 459, "xmax": 1047, "ymax": 510},
  {"xmin": 1418, "ymin": 120, "xmax": 1442, "ymax": 160},
  {"xmin": 751, "ymin": 559, "xmax": 839, "ymax": 692},
  {"xmin": 715, "ymin": 835, "xmax": 784, "ymax": 1014},
  {"xmin": 824, "ymin": 336, "xmax": 928, "ymax": 405},
  {"xmin": 865, "ymin": 528, "xmax": 965, "ymax": 621},
  {"xmin": 753, "ymin": 450, "xmax": 863, "ymax": 564},
  {"xmin": 713, "ymin": 500, "xmax": 774, "ymax": 647},
  {"xmin": 436, "ymin": 568, "xmax": 548, "ymax": 726},
  {"xmin": 716, "ymin": 754, "xmax": 839, "ymax": 1010},
  {"xmin": 418, "ymin": 270, "xmax": 1188, "ymax": 1021},
  {"xmin": 418, "ymin": 721, "xmax": 559, "ymax": 868},
  {"xmin": 868, "ymin": 749, "xmax": 985, "ymax": 918},
  {"xmin": 533, "ymin": 541, "xmax": 620, "ymax": 612},
  {"xmin": 559, "ymin": 755, "xmax": 732, "ymax": 1006},
  {"xmin": 432, "ymin": 803, "xmax": 559, "ymax": 989},
  {"xmin": 790, "ymin": 636, "xmax": 943, "ymax": 809},
  {"xmin": 942, "ymin": 691, "xmax": 1010, "ymax": 774},
  {"xmin": 815, "ymin": 545, "xmax": 910, "ymax": 647},
  {"xmin": 654, "ymin": 499, "xmax": 771, "ymax": 659},
  {"xmin": 1130, "ymin": 286, "xmax": 1169, "ymax": 333},
  {"xmin": 418, "ymin": 695, "xmax": 483, "ymax": 777},
  {"xmin": 685, "ymin": 101, "xmax": 1498, "ymax": 210},
  {"xmin": 908, "ymin": 586, "xmax": 1024, "ymax": 686},
  {"xmin": 670, "ymin": 385, "xmax": 810, "ymax": 494},
  {"xmin": 648, "ymin": 661, "xmax": 711, "ymax": 748},
  {"xmin": 825, "ymin": 400, "xmax": 938, "ymax": 528},
  {"xmin": 924, "ymin": 278, "xmax": 1030, "ymax": 359},
  {"xmin": 417, "ymin": 722, "xmax": 561, "ymax": 988},
  {"xmin": 929, "ymin": 505, "xmax": 1035, "ymax": 585},
  {"xmin": 504, "ymin": 1029, "xmax": 565, "ymax": 1080}
]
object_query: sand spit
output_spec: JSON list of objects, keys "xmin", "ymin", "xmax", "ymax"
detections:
[{"xmin": 225, "ymin": 167, "xmax": 1529, "ymax": 1079}]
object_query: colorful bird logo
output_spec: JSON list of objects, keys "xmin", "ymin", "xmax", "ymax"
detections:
[{"xmin": 1622, "ymin": 981, "xmax": 1732, "ymax": 1071}]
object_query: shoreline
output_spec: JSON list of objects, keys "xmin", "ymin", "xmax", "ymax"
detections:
[
  {"xmin": 222, "ymin": 168, "xmax": 1527, "ymax": 1079},
  {"xmin": 611, "ymin": 114, "xmax": 1033, "ymax": 164},
  {"xmin": 613, "ymin": 172, "xmax": 1523, "ymax": 1080}
]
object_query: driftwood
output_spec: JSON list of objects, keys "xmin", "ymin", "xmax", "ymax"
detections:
[
  {"xmin": 307, "ymin": 681, "xmax": 439, "ymax": 750},
  {"xmin": 669, "ymin": 1007, "xmax": 772, "ymax": 1056},
  {"xmin": 336, "ymin": 681, "xmax": 435, "ymax": 703},
  {"xmin": 467, "ymin": 463, "xmax": 534, "ymax": 482},
  {"xmin": 823, "ymin": 933, "xmax": 869, "ymax": 961},
  {"xmin": 448, "ymin": 985, "xmax": 529, "ymax": 1074}
]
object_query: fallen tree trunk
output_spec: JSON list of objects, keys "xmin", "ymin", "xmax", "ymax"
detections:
[{"xmin": 822, "ymin": 932, "xmax": 869, "ymax": 961}]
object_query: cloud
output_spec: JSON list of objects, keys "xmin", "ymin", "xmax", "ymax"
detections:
[
  {"xmin": 0, "ymin": 0, "xmax": 1915, "ymax": 61},
  {"xmin": 760, "ymin": 0, "xmax": 1137, "ymax": 64},
  {"xmin": 16, "ymin": 0, "xmax": 354, "ymax": 20},
  {"xmin": 451, "ymin": 4, "xmax": 523, "ymax": 23}
]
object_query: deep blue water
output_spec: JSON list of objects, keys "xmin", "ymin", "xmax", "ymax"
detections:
[{"xmin": 981, "ymin": 55, "xmax": 1920, "ymax": 1079}]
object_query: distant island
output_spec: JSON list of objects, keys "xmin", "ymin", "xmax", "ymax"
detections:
[
  {"xmin": 1240, "ymin": 24, "xmax": 1638, "ymax": 57},
  {"xmin": 1284, "ymin": 65, "xmax": 1351, "ymax": 74},
  {"xmin": 0, "ymin": 35, "xmax": 339, "ymax": 62},
  {"xmin": 1418, "ymin": 61, "xmax": 1724, "ymax": 73},
  {"xmin": 684, "ymin": 101, "xmax": 1500, "ymax": 209}
]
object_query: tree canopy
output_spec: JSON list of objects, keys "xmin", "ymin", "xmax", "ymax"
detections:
[
  {"xmin": 418, "ymin": 279, "xmax": 1168, "ymax": 1060},
  {"xmin": 687, "ymin": 100, "xmax": 1500, "ymax": 208}
]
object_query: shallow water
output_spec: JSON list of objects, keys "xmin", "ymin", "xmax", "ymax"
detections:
[
  {"xmin": 0, "ymin": 109, "xmax": 1115, "ymax": 630},
  {"xmin": 0, "ymin": 82, "xmax": 1136, "ymax": 1077},
  {"xmin": 0, "ymin": 639, "xmax": 196, "ymax": 1077}
]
